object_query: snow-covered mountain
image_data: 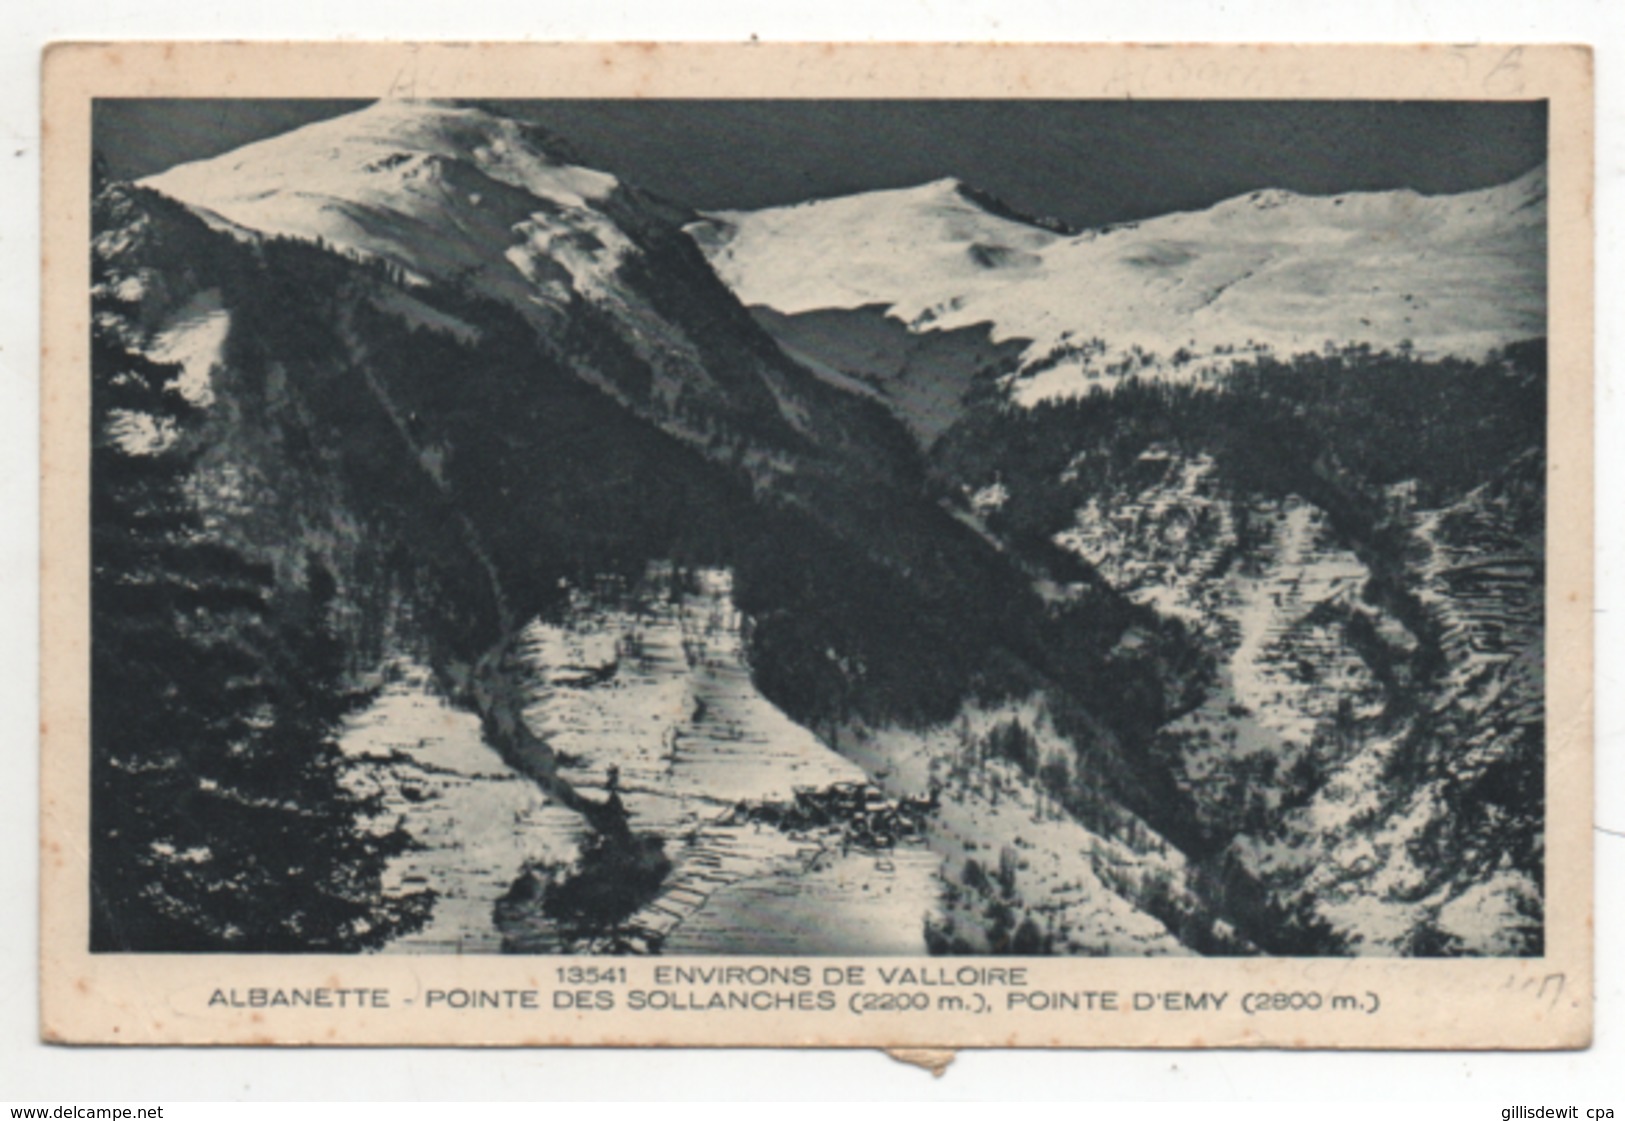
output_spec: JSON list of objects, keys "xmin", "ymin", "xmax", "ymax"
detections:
[
  {"xmin": 109, "ymin": 101, "xmax": 1215, "ymax": 956},
  {"xmin": 144, "ymin": 99, "xmax": 631, "ymax": 316},
  {"xmin": 691, "ymin": 169, "xmax": 1546, "ymax": 409},
  {"xmin": 97, "ymin": 99, "xmax": 1546, "ymax": 958},
  {"xmin": 140, "ymin": 99, "xmax": 885, "ymax": 465}
]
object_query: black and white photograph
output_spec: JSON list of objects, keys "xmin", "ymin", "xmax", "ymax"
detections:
[{"xmin": 82, "ymin": 91, "xmax": 1553, "ymax": 963}]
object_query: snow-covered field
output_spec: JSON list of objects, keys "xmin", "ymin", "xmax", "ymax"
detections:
[
  {"xmin": 338, "ymin": 662, "xmax": 584, "ymax": 953},
  {"xmin": 346, "ymin": 566, "xmax": 950, "ymax": 953},
  {"xmin": 660, "ymin": 837, "xmax": 941, "ymax": 955},
  {"xmin": 517, "ymin": 569, "xmax": 871, "ymax": 824},
  {"xmin": 514, "ymin": 567, "xmax": 945, "ymax": 953},
  {"xmin": 1054, "ymin": 450, "xmax": 1234, "ymax": 632}
]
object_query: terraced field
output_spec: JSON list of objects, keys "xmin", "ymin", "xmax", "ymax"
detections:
[
  {"xmin": 338, "ymin": 664, "xmax": 584, "ymax": 953},
  {"xmin": 1050, "ymin": 442, "xmax": 1543, "ymax": 955},
  {"xmin": 344, "ymin": 567, "xmax": 945, "ymax": 954}
]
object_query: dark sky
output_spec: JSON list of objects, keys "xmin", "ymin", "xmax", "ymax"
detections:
[{"xmin": 94, "ymin": 98, "xmax": 1547, "ymax": 229}]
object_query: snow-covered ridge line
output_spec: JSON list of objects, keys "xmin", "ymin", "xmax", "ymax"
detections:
[
  {"xmin": 692, "ymin": 164, "xmax": 1547, "ymax": 403},
  {"xmin": 139, "ymin": 100, "xmax": 636, "ymax": 327},
  {"xmin": 135, "ymin": 98, "xmax": 826, "ymax": 456}
]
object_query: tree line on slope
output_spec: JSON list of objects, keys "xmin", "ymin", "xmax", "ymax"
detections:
[
  {"xmin": 89, "ymin": 214, "xmax": 432, "ymax": 950},
  {"xmin": 929, "ymin": 341, "xmax": 1547, "ymax": 954}
]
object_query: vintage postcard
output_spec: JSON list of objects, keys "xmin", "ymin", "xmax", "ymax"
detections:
[{"xmin": 40, "ymin": 42, "xmax": 1592, "ymax": 1048}]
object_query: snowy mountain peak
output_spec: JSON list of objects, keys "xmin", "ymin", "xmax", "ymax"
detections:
[
  {"xmin": 694, "ymin": 165, "xmax": 1547, "ymax": 405},
  {"xmin": 136, "ymin": 99, "xmax": 887, "ymax": 463},
  {"xmin": 141, "ymin": 99, "xmax": 643, "ymax": 325},
  {"xmin": 149, "ymin": 99, "xmax": 619, "ymax": 214},
  {"xmin": 688, "ymin": 174, "xmax": 1068, "ymax": 318}
]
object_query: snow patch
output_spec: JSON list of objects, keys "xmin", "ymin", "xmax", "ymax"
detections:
[
  {"xmin": 339, "ymin": 661, "xmax": 583, "ymax": 953},
  {"xmin": 147, "ymin": 287, "xmax": 230, "ymax": 406},
  {"xmin": 841, "ymin": 700, "xmax": 1194, "ymax": 956}
]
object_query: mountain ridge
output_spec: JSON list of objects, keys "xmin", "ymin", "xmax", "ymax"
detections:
[
  {"xmin": 692, "ymin": 162, "xmax": 1546, "ymax": 414},
  {"xmin": 141, "ymin": 99, "xmax": 928, "ymax": 486}
]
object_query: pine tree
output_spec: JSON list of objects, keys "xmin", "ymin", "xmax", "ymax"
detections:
[{"xmin": 89, "ymin": 186, "xmax": 428, "ymax": 951}]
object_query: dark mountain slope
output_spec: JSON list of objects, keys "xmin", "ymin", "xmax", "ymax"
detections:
[{"xmin": 92, "ymin": 175, "xmax": 1223, "ymax": 951}]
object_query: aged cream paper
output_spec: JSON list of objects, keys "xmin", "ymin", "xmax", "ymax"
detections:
[{"xmin": 41, "ymin": 41, "xmax": 1592, "ymax": 1048}]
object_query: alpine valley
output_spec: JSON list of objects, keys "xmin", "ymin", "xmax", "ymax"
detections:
[{"xmin": 89, "ymin": 99, "xmax": 1546, "ymax": 957}]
